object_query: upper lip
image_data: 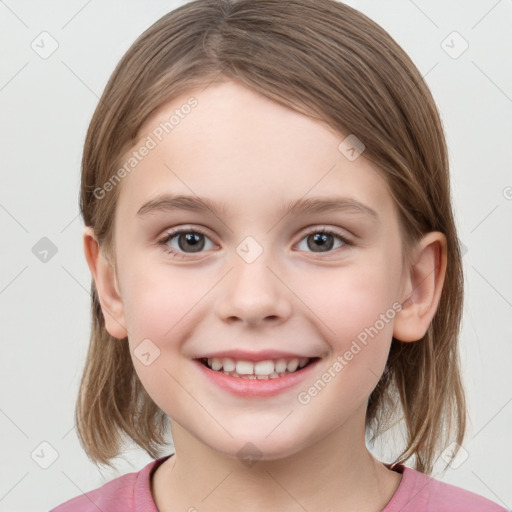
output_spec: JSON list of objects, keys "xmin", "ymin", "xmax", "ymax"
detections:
[{"xmin": 193, "ymin": 350, "xmax": 317, "ymax": 362}]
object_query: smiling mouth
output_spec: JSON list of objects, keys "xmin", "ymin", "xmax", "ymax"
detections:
[{"xmin": 197, "ymin": 357, "xmax": 319, "ymax": 380}]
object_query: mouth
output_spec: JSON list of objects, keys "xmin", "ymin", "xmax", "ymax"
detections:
[
  {"xmin": 196, "ymin": 356, "xmax": 319, "ymax": 380},
  {"xmin": 192, "ymin": 349, "xmax": 322, "ymax": 397}
]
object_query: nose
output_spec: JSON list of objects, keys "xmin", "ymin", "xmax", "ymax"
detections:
[{"xmin": 215, "ymin": 252, "xmax": 293, "ymax": 328}]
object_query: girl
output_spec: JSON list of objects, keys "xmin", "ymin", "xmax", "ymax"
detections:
[{"xmin": 51, "ymin": 0, "xmax": 507, "ymax": 510}]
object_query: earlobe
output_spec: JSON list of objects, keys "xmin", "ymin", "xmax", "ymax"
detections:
[
  {"xmin": 82, "ymin": 226, "xmax": 128, "ymax": 339},
  {"xmin": 393, "ymin": 232, "xmax": 447, "ymax": 343}
]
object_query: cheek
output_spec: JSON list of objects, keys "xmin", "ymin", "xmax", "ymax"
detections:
[
  {"xmin": 291, "ymin": 267, "xmax": 400, "ymax": 421},
  {"xmin": 119, "ymin": 264, "xmax": 210, "ymax": 401},
  {"xmin": 120, "ymin": 271, "xmax": 191, "ymax": 413},
  {"xmin": 122, "ymin": 263, "xmax": 198, "ymax": 340},
  {"xmin": 304, "ymin": 262, "xmax": 399, "ymax": 340},
  {"xmin": 296, "ymin": 257, "xmax": 401, "ymax": 389}
]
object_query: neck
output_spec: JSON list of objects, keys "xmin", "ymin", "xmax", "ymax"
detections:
[{"xmin": 152, "ymin": 411, "xmax": 401, "ymax": 512}]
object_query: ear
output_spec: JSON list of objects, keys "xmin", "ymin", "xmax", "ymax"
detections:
[
  {"xmin": 83, "ymin": 226, "xmax": 128, "ymax": 339},
  {"xmin": 393, "ymin": 231, "xmax": 447, "ymax": 342}
]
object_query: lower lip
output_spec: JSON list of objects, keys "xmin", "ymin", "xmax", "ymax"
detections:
[{"xmin": 194, "ymin": 359, "xmax": 320, "ymax": 398}]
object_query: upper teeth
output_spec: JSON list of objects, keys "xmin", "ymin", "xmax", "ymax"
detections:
[{"xmin": 206, "ymin": 357, "xmax": 310, "ymax": 377}]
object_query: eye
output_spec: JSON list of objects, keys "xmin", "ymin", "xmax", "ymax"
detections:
[
  {"xmin": 158, "ymin": 228, "xmax": 215, "ymax": 258},
  {"xmin": 158, "ymin": 226, "xmax": 352, "ymax": 259},
  {"xmin": 296, "ymin": 227, "xmax": 352, "ymax": 254}
]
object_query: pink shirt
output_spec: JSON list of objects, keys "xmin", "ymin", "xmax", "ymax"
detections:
[{"xmin": 50, "ymin": 454, "xmax": 508, "ymax": 511}]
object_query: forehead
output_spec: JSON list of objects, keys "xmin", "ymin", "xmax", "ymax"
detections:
[{"xmin": 115, "ymin": 80, "xmax": 394, "ymax": 223}]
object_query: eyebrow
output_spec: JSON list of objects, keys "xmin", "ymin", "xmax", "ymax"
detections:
[{"xmin": 136, "ymin": 194, "xmax": 379, "ymax": 221}]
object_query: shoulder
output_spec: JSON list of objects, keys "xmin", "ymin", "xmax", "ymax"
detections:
[
  {"xmin": 49, "ymin": 455, "xmax": 172, "ymax": 512},
  {"xmin": 384, "ymin": 465, "xmax": 509, "ymax": 512}
]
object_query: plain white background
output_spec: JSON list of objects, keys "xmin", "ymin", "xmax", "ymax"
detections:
[{"xmin": 1, "ymin": 1, "xmax": 511, "ymax": 510}]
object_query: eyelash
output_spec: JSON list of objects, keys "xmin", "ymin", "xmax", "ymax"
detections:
[{"xmin": 157, "ymin": 226, "xmax": 353, "ymax": 260}]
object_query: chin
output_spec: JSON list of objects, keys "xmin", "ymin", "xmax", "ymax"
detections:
[{"xmin": 199, "ymin": 430, "xmax": 311, "ymax": 465}]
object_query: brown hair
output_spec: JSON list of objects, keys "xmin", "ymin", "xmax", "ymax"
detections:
[{"xmin": 77, "ymin": 0, "xmax": 466, "ymax": 473}]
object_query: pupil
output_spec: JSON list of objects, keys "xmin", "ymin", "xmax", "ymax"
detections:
[
  {"xmin": 309, "ymin": 233, "xmax": 333, "ymax": 252},
  {"xmin": 179, "ymin": 232, "xmax": 205, "ymax": 252}
]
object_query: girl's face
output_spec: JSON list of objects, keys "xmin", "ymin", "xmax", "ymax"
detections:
[{"xmin": 109, "ymin": 80, "xmax": 409, "ymax": 460}]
